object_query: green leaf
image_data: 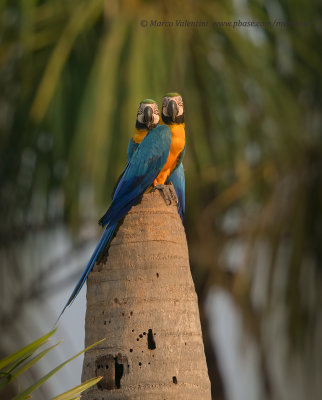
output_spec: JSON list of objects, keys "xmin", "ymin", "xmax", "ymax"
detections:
[
  {"xmin": 7, "ymin": 341, "xmax": 63, "ymax": 385},
  {"xmin": 0, "ymin": 329, "xmax": 56, "ymax": 370},
  {"xmin": 51, "ymin": 376, "xmax": 102, "ymax": 400},
  {"xmin": 3, "ymin": 352, "xmax": 33, "ymax": 374},
  {"xmin": 13, "ymin": 338, "xmax": 105, "ymax": 400}
]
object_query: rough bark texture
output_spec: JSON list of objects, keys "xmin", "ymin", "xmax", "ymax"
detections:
[{"xmin": 81, "ymin": 186, "xmax": 211, "ymax": 399}]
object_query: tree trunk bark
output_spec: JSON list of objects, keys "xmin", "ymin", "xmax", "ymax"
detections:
[{"xmin": 81, "ymin": 186, "xmax": 211, "ymax": 399}]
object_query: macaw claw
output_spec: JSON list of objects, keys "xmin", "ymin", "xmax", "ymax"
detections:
[{"xmin": 153, "ymin": 184, "xmax": 178, "ymax": 206}]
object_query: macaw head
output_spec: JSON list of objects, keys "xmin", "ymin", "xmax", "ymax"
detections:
[
  {"xmin": 136, "ymin": 99, "xmax": 160, "ymax": 130},
  {"xmin": 162, "ymin": 93, "xmax": 184, "ymax": 124}
]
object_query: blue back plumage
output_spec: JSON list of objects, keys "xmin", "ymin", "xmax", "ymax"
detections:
[{"xmin": 57, "ymin": 125, "xmax": 171, "ymax": 322}]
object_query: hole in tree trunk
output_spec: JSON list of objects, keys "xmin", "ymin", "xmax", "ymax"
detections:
[
  {"xmin": 114, "ymin": 357, "xmax": 123, "ymax": 389},
  {"xmin": 173, "ymin": 376, "xmax": 178, "ymax": 384},
  {"xmin": 95, "ymin": 354, "xmax": 129, "ymax": 390},
  {"xmin": 147, "ymin": 329, "xmax": 156, "ymax": 350}
]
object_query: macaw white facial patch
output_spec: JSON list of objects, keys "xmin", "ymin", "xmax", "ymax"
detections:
[
  {"xmin": 162, "ymin": 95, "xmax": 184, "ymax": 117},
  {"xmin": 137, "ymin": 102, "xmax": 160, "ymax": 126}
]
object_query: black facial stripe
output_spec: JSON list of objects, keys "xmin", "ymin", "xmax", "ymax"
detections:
[
  {"xmin": 136, "ymin": 120, "xmax": 147, "ymax": 130},
  {"xmin": 136, "ymin": 120, "xmax": 158, "ymax": 130},
  {"xmin": 162, "ymin": 112, "xmax": 185, "ymax": 124}
]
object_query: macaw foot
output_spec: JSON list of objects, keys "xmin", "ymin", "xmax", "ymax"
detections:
[{"xmin": 153, "ymin": 184, "xmax": 178, "ymax": 206}]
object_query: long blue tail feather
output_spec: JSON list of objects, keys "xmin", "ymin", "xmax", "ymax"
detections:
[{"xmin": 55, "ymin": 222, "xmax": 118, "ymax": 324}]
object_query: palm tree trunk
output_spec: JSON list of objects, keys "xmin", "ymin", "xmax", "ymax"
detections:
[{"xmin": 81, "ymin": 186, "xmax": 211, "ymax": 399}]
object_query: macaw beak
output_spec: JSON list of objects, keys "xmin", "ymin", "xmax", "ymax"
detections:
[
  {"xmin": 143, "ymin": 106, "xmax": 154, "ymax": 129},
  {"xmin": 167, "ymin": 100, "xmax": 178, "ymax": 122}
]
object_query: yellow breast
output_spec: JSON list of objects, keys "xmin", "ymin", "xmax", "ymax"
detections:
[
  {"xmin": 154, "ymin": 122, "xmax": 185, "ymax": 185},
  {"xmin": 133, "ymin": 128, "xmax": 148, "ymax": 144}
]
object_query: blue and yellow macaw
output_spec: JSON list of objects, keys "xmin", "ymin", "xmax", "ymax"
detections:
[
  {"xmin": 111, "ymin": 99, "xmax": 159, "ymax": 197},
  {"xmin": 161, "ymin": 93, "xmax": 186, "ymax": 221},
  {"xmin": 127, "ymin": 94, "xmax": 186, "ymax": 221},
  {"xmin": 57, "ymin": 98, "xmax": 185, "ymax": 320},
  {"xmin": 126, "ymin": 99, "xmax": 160, "ymax": 160}
]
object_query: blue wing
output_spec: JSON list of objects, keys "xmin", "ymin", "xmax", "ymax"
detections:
[
  {"xmin": 109, "ymin": 138, "xmax": 138, "ymax": 199},
  {"xmin": 127, "ymin": 138, "xmax": 139, "ymax": 161},
  {"xmin": 128, "ymin": 135, "xmax": 185, "ymax": 221},
  {"xmin": 100, "ymin": 124, "xmax": 171, "ymax": 226},
  {"xmin": 127, "ymin": 132, "xmax": 185, "ymax": 220},
  {"xmin": 56, "ymin": 125, "xmax": 171, "ymax": 322},
  {"xmin": 166, "ymin": 163, "xmax": 185, "ymax": 221}
]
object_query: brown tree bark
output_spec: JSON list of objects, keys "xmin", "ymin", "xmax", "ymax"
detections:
[{"xmin": 81, "ymin": 186, "xmax": 211, "ymax": 399}]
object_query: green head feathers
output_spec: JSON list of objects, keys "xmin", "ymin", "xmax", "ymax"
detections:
[
  {"xmin": 164, "ymin": 92, "xmax": 181, "ymax": 97},
  {"xmin": 141, "ymin": 98, "xmax": 157, "ymax": 104}
]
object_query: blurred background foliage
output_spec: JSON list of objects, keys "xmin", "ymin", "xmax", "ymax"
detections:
[{"xmin": 0, "ymin": 0, "xmax": 321, "ymax": 399}]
